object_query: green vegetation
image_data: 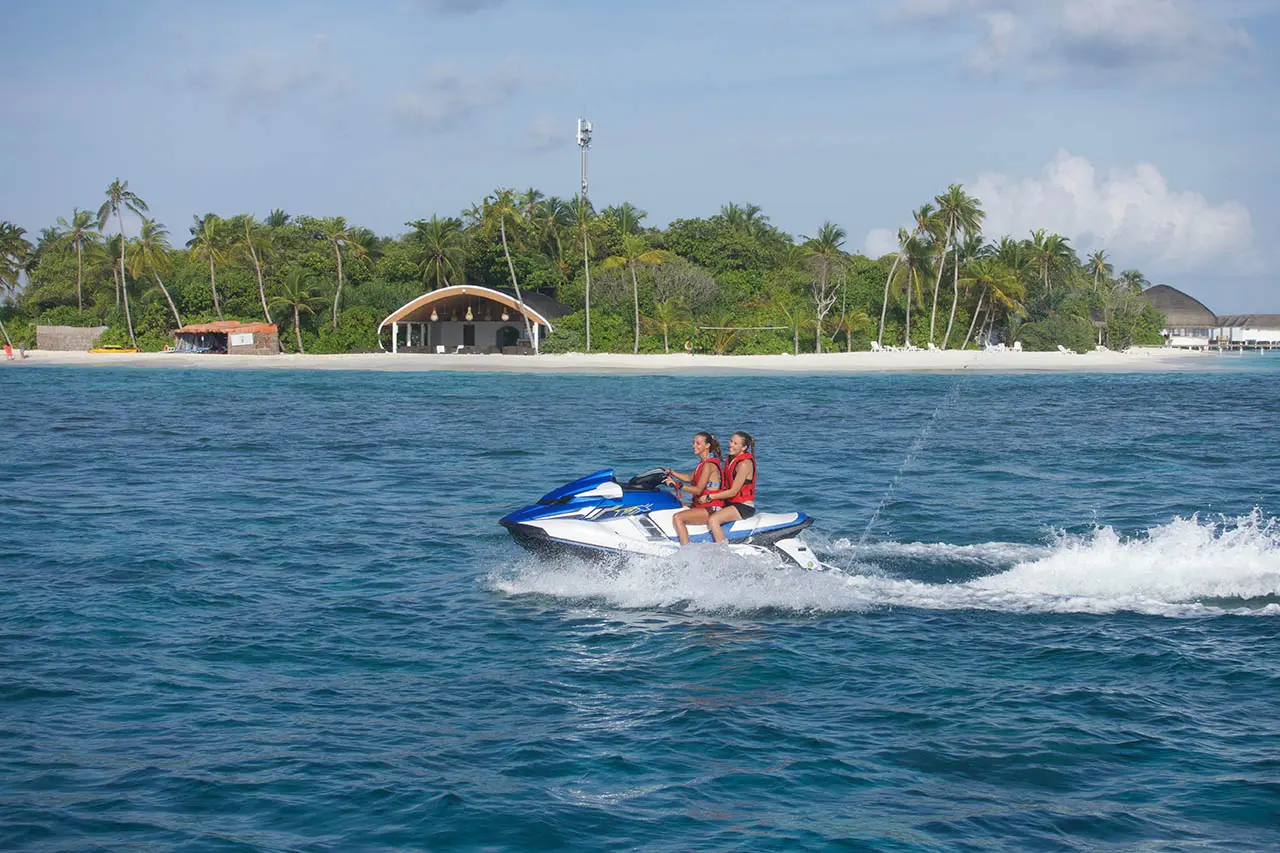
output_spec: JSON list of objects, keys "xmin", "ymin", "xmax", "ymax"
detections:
[{"xmin": 1, "ymin": 179, "xmax": 1166, "ymax": 353}]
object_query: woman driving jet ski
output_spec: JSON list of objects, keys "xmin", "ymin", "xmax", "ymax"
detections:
[{"xmin": 663, "ymin": 432, "xmax": 723, "ymax": 545}]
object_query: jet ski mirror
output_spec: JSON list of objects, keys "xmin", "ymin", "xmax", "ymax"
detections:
[{"xmin": 626, "ymin": 468, "xmax": 670, "ymax": 490}]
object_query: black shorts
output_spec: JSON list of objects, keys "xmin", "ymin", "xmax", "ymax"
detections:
[{"xmin": 731, "ymin": 504, "xmax": 756, "ymax": 519}]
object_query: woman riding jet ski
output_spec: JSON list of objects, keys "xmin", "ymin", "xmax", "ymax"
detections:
[{"xmin": 498, "ymin": 468, "xmax": 820, "ymax": 569}]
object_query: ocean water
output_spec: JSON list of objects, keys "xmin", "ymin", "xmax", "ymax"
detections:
[{"xmin": 2, "ymin": 357, "xmax": 1278, "ymax": 851}]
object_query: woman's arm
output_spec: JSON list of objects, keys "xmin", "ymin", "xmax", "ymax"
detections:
[
  {"xmin": 685, "ymin": 465, "xmax": 713, "ymax": 498},
  {"xmin": 708, "ymin": 461, "xmax": 752, "ymax": 502},
  {"xmin": 664, "ymin": 468, "xmax": 693, "ymax": 484}
]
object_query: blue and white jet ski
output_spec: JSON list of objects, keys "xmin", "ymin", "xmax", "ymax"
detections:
[{"xmin": 499, "ymin": 468, "xmax": 820, "ymax": 568}]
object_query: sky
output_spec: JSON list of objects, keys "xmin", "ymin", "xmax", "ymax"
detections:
[{"xmin": 2, "ymin": 0, "xmax": 1277, "ymax": 311}]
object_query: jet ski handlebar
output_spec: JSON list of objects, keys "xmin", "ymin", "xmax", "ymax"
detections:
[{"xmin": 624, "ymin": 468, "xmax": 671, "ymax": 490}]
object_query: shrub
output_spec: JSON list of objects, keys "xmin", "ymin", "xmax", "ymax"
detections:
[{"xmin": 1018, "ymin": 313, "xmax": 1097, "ymax": 352}]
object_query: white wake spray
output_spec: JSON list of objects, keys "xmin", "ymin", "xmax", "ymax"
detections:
[{"xmin": 491, "ymin": 511, "xmax": 1280, "ymax": 618}]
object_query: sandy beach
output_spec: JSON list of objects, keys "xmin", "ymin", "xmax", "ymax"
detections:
[{"xmin": 4, "ymin": 347, "xmax": 1225, "ymax": 374}]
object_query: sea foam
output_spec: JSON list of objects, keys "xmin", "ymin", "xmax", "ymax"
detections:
[{"xmin": 492, "ymin": 511, "xmax": 1280, "ymax": 618}]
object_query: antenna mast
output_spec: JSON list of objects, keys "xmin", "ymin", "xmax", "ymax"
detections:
[{"xmin": 576, "ymin": 118, "xmax": 593, "ymax": 204}]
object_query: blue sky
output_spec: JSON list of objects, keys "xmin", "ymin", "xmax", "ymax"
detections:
[{"xmin": 3, "ymin": 0, "xmax": 1276, "ymax": 310}]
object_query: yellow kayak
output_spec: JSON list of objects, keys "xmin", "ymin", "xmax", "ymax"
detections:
[{"xmin": 88, "ymin": 345, "xmax": 139, "ymax": 353}]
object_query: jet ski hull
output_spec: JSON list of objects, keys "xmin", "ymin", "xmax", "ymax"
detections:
[{"xmin": 499, "ymin": 469, "xmax": 820, "ymax": 569}]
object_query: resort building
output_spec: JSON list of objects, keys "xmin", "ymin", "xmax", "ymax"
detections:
[
  {"xmin": 173, "ymin": 321, "xmax": 279, "ymax": 354},
  {"xmin": 379, "ymin": 285, "xmax": 569, "ymax": 354},
  {"xmin": 1213, "ymin": 314, "xmax": 1280, "ymax": 347},
  {"xmin": 1143, "ymin": 285, "xmax": 1216, "ymax": 348},
  {"xmin": 1142, "ymin": 285, "xmax": 1280, "ymax": 349}
]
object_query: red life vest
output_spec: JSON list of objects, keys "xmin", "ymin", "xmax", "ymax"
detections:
[
  {"xmin": 723, "ymin": 452, "xmax": 756, "ymax": 504},
  {"xmin": 692, "ymin": 456, "xmax": 724, "ymax": 509}
]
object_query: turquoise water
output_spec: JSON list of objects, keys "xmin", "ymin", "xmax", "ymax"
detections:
[{"xmin": 2, "ymin": 358, "xmax": 1279, "ymax": 851}]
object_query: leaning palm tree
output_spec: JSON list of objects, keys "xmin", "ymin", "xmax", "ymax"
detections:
[
  {"xmin": 802, "ymin": 221, "xmax": 847, "ymax": 353},
  {"xmin": 959, "ymin": 258, "xmax": 1022, "ymax": 349},
  {"xmin": 942, "ymin": 231, "xmax": 987, "ymax": 349},
  {"xmin": 187, "ymin": 214, "xmax": 227, "ymax": 320},
  {"xmin": 317, "ymin": 216, "xmax": 358, "ymax": 328},
  {"xmin": 269, "ymin": 270, "xmax": 326, "ymax": 354},
  {"xmin": 602, "ymin": 233, "xmax": 668, "ymax": 354},
  {"xmin": 877, "ymin": 228, "xmax": 909, "ymax": 346},
  {"xmin": 408, "ymin": 215, "xmax": 467, "ymax": 290},
  {"xmin": 128, "ymin": 218, "xmax": 182, "ymax": 328},
  {"xmin": 56, "ymin": 208, "xmax": 98, "ymax": 310},
  {"xmin": 481, "ymin": 189, "xmax": 535, "ymax": 348},
  {"xmin": 98, "ymin": 179, "xmax": 148, "ymax": 346},
  {"xmin": 238, "ymin": 215, "xmax": 276, "ymax": 323}
]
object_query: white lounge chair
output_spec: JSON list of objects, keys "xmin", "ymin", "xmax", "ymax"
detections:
[
  {"xmin": 869, "ymin": 341, "xmax": 883, "ymax": 352},
  {"xmin": 435, "ymin": 345, "xmax": 446, "ymax": 354},
  {"xmin": 1012, "ymin": 341, "xmax": 1022, "ymax": 352},
  {"xmin": 927, "ymin": 342, "xmax": 940, "ymax": 351},
  {"xmin": 1057, "ymin": 344, "xmax": 1078, "ymax": 355}
]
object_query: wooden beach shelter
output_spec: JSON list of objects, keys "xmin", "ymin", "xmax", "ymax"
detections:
[
  {"xmin": 379, "ymin": 285, "xmax": 568, "ymax": 354},
  {"xmin": 173, "ymin": 321, "xmax": 279, "ymax": 355}
]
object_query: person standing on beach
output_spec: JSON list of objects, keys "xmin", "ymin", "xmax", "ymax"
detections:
[
  {"xmin": 665, "ymin": 432, "xmax": 723, "ymax": 545},
  {"xmin": 705, "ymin": 431, "xmax": 756, "ymax": 543},
  {"xmin": 3, "ymin": 342, "xmax": 12, "ymax": 361}
]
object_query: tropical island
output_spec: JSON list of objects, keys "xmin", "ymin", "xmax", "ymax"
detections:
[{"xmin": 1, "ymin": 179, "xmax": 1169, "ymax": 358}]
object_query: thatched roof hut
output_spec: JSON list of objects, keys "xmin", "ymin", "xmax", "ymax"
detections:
[{"xmin": 1142, "ymin": 285, "xmax": 1216, "ymax": 329}]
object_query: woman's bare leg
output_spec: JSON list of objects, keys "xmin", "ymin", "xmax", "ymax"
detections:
[
  {"xmin": 672, "ymin": 507, "xmax": 711, "ymax": 545},
  {"xmin": 707, "ymin": 506, "xmax": 743, "ymax": 543}
]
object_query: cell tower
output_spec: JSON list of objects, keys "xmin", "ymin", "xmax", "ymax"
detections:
[{"xmin": 576, "ymin": 118, "xmax": 593, "ymax": 203}]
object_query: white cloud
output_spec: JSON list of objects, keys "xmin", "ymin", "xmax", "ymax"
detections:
[
  {"xmin": 392, "ymin": 59, "xmax": 525, "ymax": 132},
  {"xmin": 969, "ymin": 150, "xmax": 1256, "ymax": 272},
  {"xmin": 186, "ymin": 35, "xmax": 353, "ymax": 119},
  {"xmin": 527, "ymin": 115, "xmax": 563, "ymax": 153},
  {"xmin": 863, "ymin": 228, "xmax": 899, "ymax": 259},
  {"xmin": 887, "ymin": 0, "xmax": 1258, "ymax": 80}
]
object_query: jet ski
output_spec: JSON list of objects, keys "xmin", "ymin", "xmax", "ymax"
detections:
[{"xmin": 499, "ymin": 468, "xmax": 820, "ymax": 569}]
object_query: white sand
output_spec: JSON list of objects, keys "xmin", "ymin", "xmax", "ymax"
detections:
[{"xmin": 5, "ymin": 347, "xmax": 1220, "ymax": 374}]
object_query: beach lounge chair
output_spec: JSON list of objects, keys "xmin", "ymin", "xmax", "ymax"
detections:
[
  {"xmin": 1012, "ymin": 341, "xmax": 1022, "ymax": 352},
  {"xmin": 927, "ymin": 342, "xmax": 940, "ymax": 351},
  {"xmin": 436, "ymin": 345, "xmax": 446, "ymax": 354},
  {"xmin": 1057, "ymin": 344, "xmax": 1078, "ymax": 355},
  {"xmin": 869, "ymin": 341, "xmax": 883, "ymax": 352}
]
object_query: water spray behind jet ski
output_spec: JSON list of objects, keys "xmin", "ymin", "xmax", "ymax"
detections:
[{"xmin": 499, "ymin": 468, "xmax": 820, "ymax": 569}]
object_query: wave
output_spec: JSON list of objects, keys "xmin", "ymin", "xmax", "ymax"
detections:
[{"xmin": 491, "ymin": 511, "xmax": 1280, "ymax": 618}]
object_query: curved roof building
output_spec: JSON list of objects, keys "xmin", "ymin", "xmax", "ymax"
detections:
[{"xmin": 1142, "ymin": 285, "xmax": 1217, "ymax": 329}]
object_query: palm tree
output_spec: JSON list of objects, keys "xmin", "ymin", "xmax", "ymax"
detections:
[
  {"xmin": 187, "ymin": 214, "xmax": 227, "ymax": 321},
  {"xmin": 943, "ymin": 231, "xmax": 987, "ymax": 349},
  {"xmin": 573, "ymin": 194, "xmax": 595, "ymax": 352},
  {"xmin": 602, "ymin": 233, "xmax": 668, "ymax": 354},
  {"xmin": 0, "ymin": 221, "xmax": 33, "ymax": 348},
  {"xmin": 529, "ymin": 197, "xmax": 572, "ymax": 266},
  {"xmin": 959, "ymin": 258, "xmax": 1023, "ymax": 349},
  {"xmin": 877, "ymin": 228, "xmax": 909, "ymax": 346},
  {"xmin": 97, "ymin": 179, "xmax": 148, "ymax": 346},
  {"xmin": 56, "ymin": 208, "xmax": 98, "ymax": 310},
  {"xmin": 1028, "ymin": 229, "xmax": 1075, "ymax": 300},
  {"xmin": 802, "ymin": 221, "xmax": 847, "ymax": 353},
  {"xmin": 128, "ymin": 218, "xmax": 182, "ymax": 328},
  {"xmin": 1117, "ymin": 269, "xmax": 1150, "ymax": 293},
  {"xmin": 603, "ymin": 202, "xmax": 647, "ymax": 236},
  {"xmin": 1086, "ymin": 249, "xmax": 1113, "ymax": 292},
  {"xmin": 519, "ymin": 187, "xmax": 545, "ymax": 219},
  {"xmin": 317, "ymin": 216, "xmax": 359, "ymax": 328},
  {"xmin": 238, "ymin": 215, "xmax": 275, "ymax": 323},
  {"xmin": 481, "ymin": 189, "xmax": 535, "ymax": 348},
  {"xmin": 932, "ymin": 186, "xmax": 985, "ymax": 348},
  {"xmin": 265, "ymin": 209, "xmax": 292, "ymax": 228},
  {"xmin": 893, "ymin": 232, "xmax": 932, "ymax": 348},
  {"xmin": 269, "ymin": 270, "xmax": 326, "ymax": 354},
  {"xmin": 647, "ymin": 297, "xmax": 688, "ymax": 354},
  {"xmin": 408, "ymin": 215, "xmax": 467, "ymax": 290}
]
